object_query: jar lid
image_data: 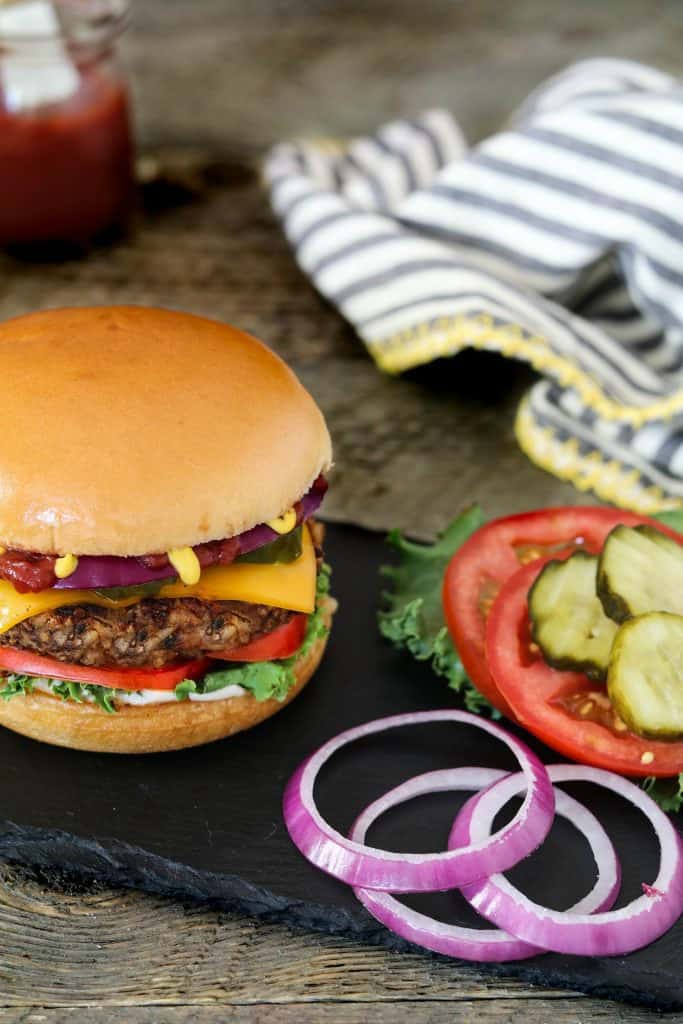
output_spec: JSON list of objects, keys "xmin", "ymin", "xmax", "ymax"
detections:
[{"xmin": 0, "ymin": 0, "xmax": 129, "ymax": 46}]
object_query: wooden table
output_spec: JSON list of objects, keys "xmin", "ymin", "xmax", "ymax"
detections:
[{"xmin": 0, "ymin": 3, "xmax": 681, "ymax": 1019}]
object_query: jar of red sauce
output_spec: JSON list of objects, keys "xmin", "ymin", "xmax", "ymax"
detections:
[{"xmin": 0, "ymin": 0, "xmax": 134, "ymax": 250}]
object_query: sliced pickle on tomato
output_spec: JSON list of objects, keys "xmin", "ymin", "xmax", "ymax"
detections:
[
  {"xmin": 608, "ymin": 612, "xmax": 683, "ymax": 740},
  {"xmin": 443, "ymin": 505, "xmax": 663, "ymax": 717},
  {"xmin": 528, "ymin": 552, "xmax": 617, "ymax": 681},
  {"xmin": 597, "ymin": 525, "xmax": 683, "ymax": 623},
  {"xmin": 485, "ymin": 558, "xmax": 683, "ymax": 777},
  {"xmin": 237, "ymin": 526, "xmax": 303, "ymax": 564}
]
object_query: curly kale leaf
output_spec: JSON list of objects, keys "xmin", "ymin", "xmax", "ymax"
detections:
[
  {"xmin": 643, "ymin": 775, "xmax": 683, "ymax": 814},
  {"xmin": 378, "ymin": 506, "xmax": 497, "ymax": 715}
]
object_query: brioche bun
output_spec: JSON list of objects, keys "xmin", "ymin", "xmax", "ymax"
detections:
[
  {"xmin": 0, "ymin": 599, "xmax": 334, "ymax": 753},
  {"xmin": 0, "ymin": 306, "xmax": 332, "ymax": 555}
]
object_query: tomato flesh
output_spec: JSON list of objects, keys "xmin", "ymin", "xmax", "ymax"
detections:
[
  {"xmin": 443, "ymin": 506, "xmax": 676, "ymax": 717},
  {"xmin": 0, "ymin": 647, "xmax": 212, "ymax": 692},
  {"xmin": 485, "ymin": 558, "xmax": 683, "ymax": 778},
  {"xmin": 214, "ymin": 614, "xmax": 307, "ymax": 662}
]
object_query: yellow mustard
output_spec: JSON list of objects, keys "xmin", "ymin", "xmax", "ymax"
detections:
[
  {"xmin": 168, "ymin": 546, "xmax": 201, "ymax": 586},
  {"xmin": 267, "ymin": 508, "xmax": 297, "ymax": 534},
  {"xmin": 54, "ymin": 553, "xmax": 79, "ymax": 579}
]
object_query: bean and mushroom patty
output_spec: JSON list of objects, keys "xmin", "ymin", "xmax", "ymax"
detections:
[{"xmin": 2, "ymin": 599, "xmax": 294, "ymax": 669}]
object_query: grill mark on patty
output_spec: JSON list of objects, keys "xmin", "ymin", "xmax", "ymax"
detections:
[{"xmin": 2, "ymin": 599, "xmax": 294, "ymax": 669}]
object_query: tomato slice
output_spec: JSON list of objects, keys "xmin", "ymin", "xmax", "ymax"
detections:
[
  {"xmin": 443, "ymin": 506, "xmax": 675, "ymax": 717},
  {"xmin": 0, "ymin": 615, "xmax": 309, "ymax": 693},
  {"xmin": 0, "ymin": 647, "xmax": 212, "ymax": 692},
  {"xmin": 485, "ymin": 558, "xmax": 683, "ymax": 777},
  {"xmin": 214, "ymin": 613, "xmax": 307, "ymax": 662}
]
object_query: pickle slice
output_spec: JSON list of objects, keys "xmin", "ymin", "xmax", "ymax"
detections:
[
  {"xmin": 93, "ymin": 579, "xmax": 173, "ymax": 602},
  {"xmin": 597, "ymin": 525, "xmax": 683, "ymax": 623},
  {"xmin": 608, "ymin": 612, "xmax": 683, "ymax": 740},
  {"xmin": 237, "ymin": 526, "xmax": 303, "ymax": 564},
  {"xmin": 528, "ymin": 551, "xmax": 618, "ymax": 680}
]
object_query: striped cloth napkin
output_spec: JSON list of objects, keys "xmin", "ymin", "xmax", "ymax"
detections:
[{"xmin": 265, "ymin": 59, "xmax": 683, "ymax": 513}]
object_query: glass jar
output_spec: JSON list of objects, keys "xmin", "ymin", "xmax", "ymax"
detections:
[{"xmin": 0, "ymin": 0, "xmax": 134, "ymax": 250}]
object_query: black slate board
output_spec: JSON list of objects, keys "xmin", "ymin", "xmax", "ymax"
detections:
[{"xmin": 0, "ymin": 522, "xmax": 681, "ymax": 1010}]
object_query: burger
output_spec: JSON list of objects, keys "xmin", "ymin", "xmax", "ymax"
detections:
[{"xmin": 0, "ymin": 306, "xmax": 334, "ymax": 753}]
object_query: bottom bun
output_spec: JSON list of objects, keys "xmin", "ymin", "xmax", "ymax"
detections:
[{"xmin": 0, "ymin": 599, "xmax": 334, "ymax": 754}]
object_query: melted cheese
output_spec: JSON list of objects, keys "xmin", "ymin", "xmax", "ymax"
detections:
[
  {"xmin": 0, "ymin": 527, "xmax": 316, "ymax": 634},
  {"xmin": 159, "ymin": 526, "xmax": 316, "ymax": 611},
  {"xmin": 0, "ymin": 586, "xmax": 142, "ymax": 633}
]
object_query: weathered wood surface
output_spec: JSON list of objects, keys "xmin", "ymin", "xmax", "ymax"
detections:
[
  {"xmin": 0, "ymin": 863, "xmax": 673, "ymax": 1022},
  {"xmin": 0, "ymin": 1, "xmax": 682, "ymax": 1020}
]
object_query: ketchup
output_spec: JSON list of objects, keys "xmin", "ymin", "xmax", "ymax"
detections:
[{"xmin": 0, "ymin": 68, "xmax": 134, "ymax": 247}]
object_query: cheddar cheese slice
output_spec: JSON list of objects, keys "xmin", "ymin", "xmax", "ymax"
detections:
[
  {"xmin": 0, "ymin": 527, "xmax": 316, "ymax": 634},
  {"xmin": 159, "ymin": 527, "xmax": 316, "ymax": 612}
]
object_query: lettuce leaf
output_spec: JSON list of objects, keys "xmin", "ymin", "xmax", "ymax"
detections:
[
  {"xmin": 0, "ymin": 673, "xmax": 122, "ymax": 714},
  {"xmin": 643, "ymin": 775, "xmax": 683, "ymax": 814},
  {"xmin": 0, "ymin": 674, "xmax": 34, "ymax": 700},
  {"xmin": 651, "ymin": 509, "xmax": 683, "ymax": 534},
  {"xmin": 187, "ymin": 661, "xmax": 293, "ymax": 703},
  {"xmin": 378, "ymin": 506, "xmax": 497, "ymax": 715},
  {"xmin": 175, "ymin": 563, "xmax": 332, "ymax": 704}
]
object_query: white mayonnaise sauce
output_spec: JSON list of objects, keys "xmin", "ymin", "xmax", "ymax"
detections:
[{"xmin": 31, "ymin": 678, "xmax": 246, "ymax": 706}]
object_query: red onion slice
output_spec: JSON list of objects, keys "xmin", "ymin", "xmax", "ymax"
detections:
[
  {"xmin": 237, "ymin": 488, "xmax": 324, "ymax": 556},
  {"xmin": 452, "ymin": 763, "xmax": 683, "ymax": 957},
  {"xmin": 352, "ymin": 767, "xmax": 621, "ymax": 962},
  {"xmin": 53, "ymin": 555, "xmax": 172, "ymax": 590},
  {"xmin": 282, "ymin": 710, "xmax": 555, "ymax": 892},
  {"xmin": 54, "ymin": 483, "xmax": 325, "ymax": 590}
]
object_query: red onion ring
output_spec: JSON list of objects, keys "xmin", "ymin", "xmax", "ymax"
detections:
[
  {"xmin": 282, "ymin": 710, "xmax": 555, "ymax": 893},
  {"xmin": 351, "ymin": 767, "xmax": 621, "ymax": 962},
  {"xmin": 236, "ymin": 487, "xmax": 324, "ymax": 556},
  {"xmin": 54, "ymin": 486, "xmax": 325, "ymax": 590},
  {"xmin": 451, "ymin": 763, "xmax": 683, "ymax": 957}
]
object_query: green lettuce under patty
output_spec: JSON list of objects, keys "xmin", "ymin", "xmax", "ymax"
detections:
[
  {"xmin": 175, "ymin": 562, "xmax": 331, "ymax": 703},
  {"xmin": 0, "ymin": 674, "xmax": 123, "ymax": 713},
  {"xmin": 0, "ymin": 564, "xmax": 332, "ymax": 715}
]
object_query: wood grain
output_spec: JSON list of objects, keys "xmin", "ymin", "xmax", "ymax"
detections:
[
  {"xmin": 122, "ymin": 0, "xmax": 683, "ymax": 151},
  {"xmin": 0, "ymin": 864, "xmax": 662, "ymax": 1021},
  {"xmin": 0, "ymin": 1006, "xmax": 678, "ymax": 1024},
  {"xmin": 0, "ymin": 2, "xmax": 680, "ymax": 1020}
]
